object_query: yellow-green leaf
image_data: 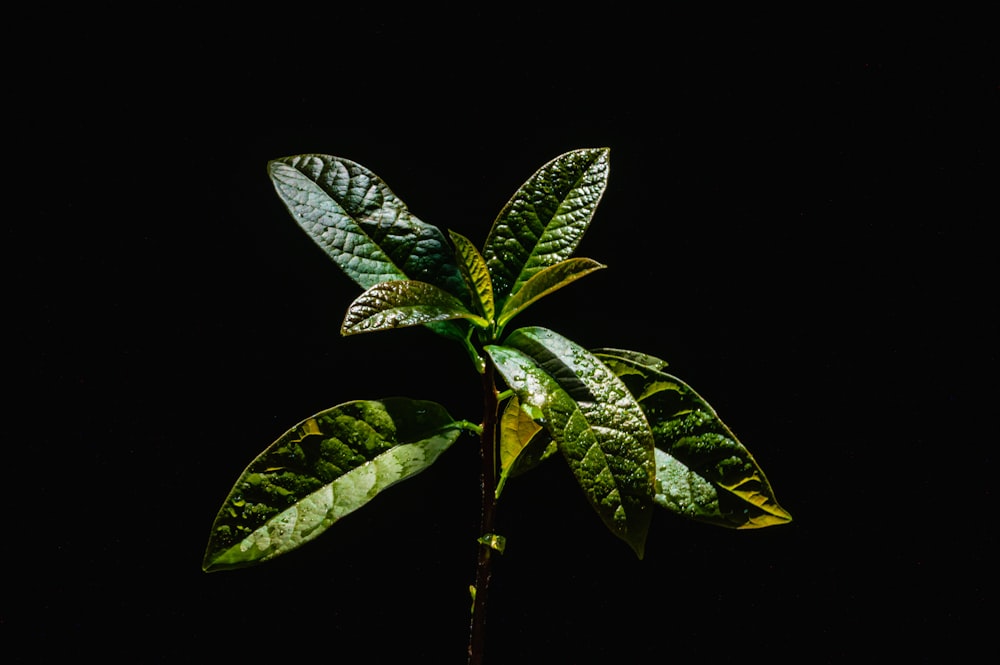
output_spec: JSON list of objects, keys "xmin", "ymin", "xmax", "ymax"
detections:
[
  {"xmin": 496, "ymin": 258, "xmax": 606, "ymax": 330},
  {"xmin": 496, "ymin": 395, "xmax": 556, "ymax": 498},
  {"xmin": 449, "ymin": 230, "xmax": 495, "ymax": 322}
]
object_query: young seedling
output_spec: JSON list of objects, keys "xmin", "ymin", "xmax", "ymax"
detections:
[{"xmin": 203, "ymin": 147, "xmax": 792, "ymax": 664}]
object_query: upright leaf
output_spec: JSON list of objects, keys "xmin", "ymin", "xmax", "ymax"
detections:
[
  {"xmin": 483, "ymin": 148, "xmax": 610, "ymax": 307},
  {"xmin": 268, "ymin": 154, "xmax": 465, "ymax": 297},
  {"xmin": 342, "ymin": 281, "xmax": 489, "ymax": 336},
  {"xmin": 595, "ymin": 350, "xmax": 792, "ymax": 529},
  {"xmin": 485, "ymin": 327, "xmax": 655, "ymax": 558},
  {"xmin": 449, "ymin": 230, "xmax": 495, "ymax": 322},
  {"xmin": 203, "ymin": 398, "xmax": 462, "ymax": 572}
]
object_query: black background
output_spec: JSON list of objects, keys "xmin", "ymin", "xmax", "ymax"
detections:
[{"xmin": 9, "ymin": 12, "xmax": 996, "ymax": 664}]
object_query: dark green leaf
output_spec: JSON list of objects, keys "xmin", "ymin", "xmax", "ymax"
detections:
[
  {"xmin": 268, "ymin": 154, "xmax": 464, "ymax": 296},
  {"xmin": 497, "ymin": 258, "xmax": 606, "ymax": 330},
  {"xmin": 595, "ymin": 350, "xmax": 792, "ymax": 529},
  {"xmin": 203, "ymin": 398, "xmax": 462, "ymax": 572},
  {"xmin": 485, "ymin": 327, "xmax": 655, "ymax": 558},
  {"xmin": 342, "ymin": 281, "xmax": 489, "ymax": 336},
  {"xmin": 482, "ymin": 148, "xmax": 610, "ymax": 308}
]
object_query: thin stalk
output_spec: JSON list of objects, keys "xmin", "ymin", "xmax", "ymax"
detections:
[{"xmin": 468, "ymin": 360, "xmax": 499, "ymax": 665}]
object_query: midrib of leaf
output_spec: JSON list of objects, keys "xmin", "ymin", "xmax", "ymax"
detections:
[
  {"xmin": 269, "ymin": 156, "xmax": 464, "ymax": 296},
  {"xmin": 486, "ymin": 327, "xmax": 654, "ymax": 556},
  {"xmin": 595, "ymin": 350, "xmax": 792, "ymax": 528},
  {"xmin": 510, "ymin": 167, "xmax": 597, "ymax": 288},
  {"xmin": 484, "ymin": 148, "xmax": 609, "ymax": 306},
  {"xmin": 269, "ymin": 159, "xmax": 408, "ymax": 287}
]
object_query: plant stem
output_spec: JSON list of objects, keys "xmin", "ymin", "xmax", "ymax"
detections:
[{"xmin": 468, "ymin": 360, "xmax": 499, "ymax": 665}]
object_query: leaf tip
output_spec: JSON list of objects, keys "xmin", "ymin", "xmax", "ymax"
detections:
[
  {"xmin": 201, "ymin": 554, "xmax": 221, "ymax": 573},
  {"xmin": 737, "ymin": 503, "xmax": 794, "ymax": 529}
]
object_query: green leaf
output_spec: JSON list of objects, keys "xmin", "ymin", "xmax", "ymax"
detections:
[
  {"xmin": 268, "ymin": 154, "xmax": 464, "ymax": 296},
  {"xmin": 485, "ymin": 327, "xmax": 655, "ymax": 558},
  {"xmin": 477, "ymin": 533, "xmax": 507, "ymax": 554},
  {"xmin": 592, "ymin": 347, "xmax": 669, "ymax": 371},
  {"xmin": 496, "ymin": 395, "xmax": 557, "ymax": 498},
  {"xmin": 595, "ymin": 350, "xmax": 792, "ymax": 529},
  {"xmin": 496, "ymin": 258, "xmax": 606, "ymax": 330},
  {"xmin": 449, "ymin": 230, "xmax": 495, "ymax": 322},
  {"xmin": 342, "ymin": 281, "xmax": 490, "ymax": 336},
  {"xmin": 483, "ymin": 148, "xmax": 610, "ymax": 308},
  {"xmin": 203, "ymin": 398, "xmax": 462, "ymax": 572}
]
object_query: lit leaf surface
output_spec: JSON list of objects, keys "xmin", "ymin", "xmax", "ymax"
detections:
[
  {"xmin": 449, "ymin": 230, "xmax": 495, "ymax": 323},
  {"xmin": 595, "ymin": 349, "xmax": 792, "ymax": 529},
  {"xmin": 342, "ymin": 281, "xmax": 489, "ymax": 336},
  {"xmin": 477, "ymin": 533, "xmax": 507, "ymax": 554},
  {"xmin": 203, "ymin": 398, "xmax": 461, "ymax": 572},
  {"xmin": 483, "ymin": 148, "xmax": 610, "ymax": 307},
  {"xmin": 486, "ymin": 327, "xmax": 655, "ymax": 558},
  {"xmin": 268, "ymin": 155, "xmax": 464, "ymax": 295},
  {"xmin": 497, "ymin": 258, "xmax": 606, "ymax": 330},
  {"xmin": 496, "ymin": 395, "xmax": 556, "ymax": 498}
]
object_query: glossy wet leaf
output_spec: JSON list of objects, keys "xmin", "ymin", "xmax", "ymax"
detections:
[
  {"xmin": 486, "ymin": 327, "xmax": 655, "ymax": 558},
  {"xmin": 483, "ymin": 148, "xmax": 610, "ymax": 308},
  {"xmin": 342, "ymin": 281, "xmax": 489, "ymax": 336},
  {"xmin": 449, "ymin": 230, "xmax": 495, "ymax": 323},
  {"xmin": 203, "ymin": 398, "xmax": 462, "ymax": 572},
  {"xmin": 595, "ymin": 349, "xmax": 792, "ymax": 529},
  {"xmin": 496, "ymin": 395, "xmax": 556, "ymax": 498},
  {"xmin": 496, "ymin": 258, "xmax": 606, "ymax": 331},
  {"xmin": 268, "ymin": 154, "xmax": 465, "ymax": 296}
]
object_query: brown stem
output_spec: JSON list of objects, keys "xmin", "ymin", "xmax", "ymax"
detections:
[{"xmin": 468, "ymin": 360, "xmax": 498, "ymax": 665}]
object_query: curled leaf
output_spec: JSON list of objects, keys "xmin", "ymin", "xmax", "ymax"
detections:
[
  {"xmin": 496, "ymin": 395, "xmax": 556, "ymax": 498},
  {"xmin": 477, "ymin": 533, "xmax": 507, "ymax": 554},
  {"xmin": 342, "ymin": 281, "xmax": 489, "ymax": 335},
  {"xmin": 449, "ymin": 230, "xmax": 495, "ymax": 323}
]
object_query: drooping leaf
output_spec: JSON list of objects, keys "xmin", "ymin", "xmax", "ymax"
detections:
[
  {"xmin": 482, "ymin": 148, "xmax": 610, "ymax": 308},
  {"xmin": 496, "ymin": 395, "xmax": 556, "ymax": 498},
  {"xmin": 485, "ymin": 327, "xmax": 655, "ymax": 558},
  {"xmin": 449, "ymin": 230, "xmax": 494, "ymax": 323},
  {"xmin": 203, "ymin": 398, "xmax": 462, "ymax": 572},
  {"xmin": 268, "ymin": 155, "xmax": 465, "ymax": 296},
  {"xmin": 592, "ymin": 347, "xmax": 669, "ymax": 371},
  {"xmin": 496, "ymin": 258, "xmax": 606, "ymax": 331},
  {"xmin": 342, "ymin": 281, "xmax": 489, "ymax": 336},
  {"xmin": 595, "ymin": 350, "xmax": 792, "ymax": 529}
]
